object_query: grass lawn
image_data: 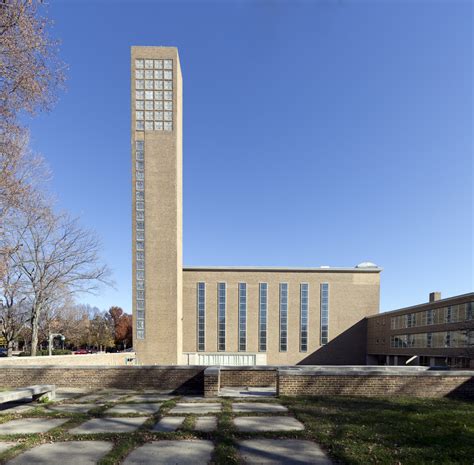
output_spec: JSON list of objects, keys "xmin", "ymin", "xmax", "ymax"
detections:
[{"xmin": 284, "ymin": 395, "xmax": 474, "ymax": 465}]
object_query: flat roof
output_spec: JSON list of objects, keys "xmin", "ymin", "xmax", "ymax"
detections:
[
  {"xmin": 183, "ymin": 265, "xmax": 382, "ymax": 273},
  {"xmin": 367, "ymin": 292, "xmax": 474, "ymax": 319}
]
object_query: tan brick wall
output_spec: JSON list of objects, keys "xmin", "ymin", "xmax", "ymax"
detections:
[
  {"xmin": 220, "ymin": 369, "xmax": 277, "ymax": 387},
  {"xmin": 183, "ymin": 269, "xmax": 380, "ymax": 364}
]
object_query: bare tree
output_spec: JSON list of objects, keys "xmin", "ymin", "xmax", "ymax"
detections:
[{"xmin": 12, "ymin": 209, "xmax": 111, "ymax": 356}]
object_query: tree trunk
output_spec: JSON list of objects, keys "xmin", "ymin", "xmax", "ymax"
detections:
[
  {"xmin": 7, "ymin": 340, "xmax": 13, "ymax": 357},
  {"xmin": 30, "ymin": 304, "xmax": 41, "ymax": 356}
]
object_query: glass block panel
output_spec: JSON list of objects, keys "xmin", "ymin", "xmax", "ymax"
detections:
[
  {"xmin": 164, "ymin": 121, "xmax": 172, "ymax": 131},
  {"xmin": 136, "ymin": 270, "xmax": 144, "ymax": 280},
  {"xmin": 154, "ymin": 70, "xmax": 163, "ymax": 79},
  {"xmin": 154, "ymin": 91, "xmax": 163, "ymax": 100},
  {"xmin": 136, "ymin": 111, "xmax": 144, "ymax": 121},
  {"xmin": 136, "ymin": 181, "xmax": 144, "ymax": 190},
  {"xmin": 145, "ymin": 91, "xmax": 153, "ymax": 100},
  {"xmin": 135, "ymin": 80, "xmax": 144, "ymax": 89},
  {"xmin": 135, "ymin": 59, "xmax": 144, "ymax": 69},
  {"xmin": 145, "ymin": 111, "xmax": 154, "ymax": 120},
  {"xmin": 136, "ymin": 231, "xmax": 144, "ymax": 240},
  {"xmin": 136, "ymin": 310, "xmax": 145, "ymax": 319},
  {"xmin": 164, "ymin": 80, "xmax": 172, "ymax": 90},
  {"xmin": 137, "ymin": 319, "xmax": 145, "ymax": 329},
  {"xmin": 145, "ymin": 121, "xmax": 153, "ymax": 130},
  {"xmin": 136, "ymin": 329, "xmax": 144, "ymax": 339},
  {"xmin": 136, "ymin": 100, "xmax": 144, "ymax": 110},
  {"xmin": 164, "ymin": 91, "xmax": 172, "ymax": 100},
  {"xmin": 145, "ymin": 70, "xmax": 154, "ymax": 79},
  {"xmin": 164, "ymin": 59, "xmax": 172, "ymax": 69},
  {"xmin": 137, "ymin": 289, "xmax": 144, "ymax": 299},
  {"xmin": 136, "ymin": 121, "xmax": 144, "ymax": 131},
  {"xmin": 154, "ymin": 59, "xmax": 163, "ymax": 69},
  {"xmin": 155, "ymin": 121, "xmax": 163, "ymax": 131},
  {"xmin": 136, "ymin": 191, "xmax": 144, "ymax": 200},
  {"xmin": 137, "ymin": 251, "xmax": 144, "ymax": 260},
  {"xmin": 136, "ymin": 280, "xmax": 144, "ymax": 290},
  {"xmin": 136, "ymin": 222, "xmax": 144, "ymax": 232},
  {"xmin": 154, "ymin": 80, "xmax": 163, "ymax": 90},
  {"xmin": 135, "ymin": 70, "xmax": 144, "ymax": 79},
  {"xmin": 164, "ymin": 70, "xmax": 172, "ymax": 80},
  {"xmin": 136, "ymin": 171, "xmax": 144, "ymax": 180},
  {"xmin": 136, "ymin": 201, "xmax": 144, "ymax": 211},
  {"xmin": 164, "ymin": 101, "xmax": 172, "ymax": 110},
  {"xmin": 154, "ymin": 111, "xmax": 163, "ymax": 121},
  {"xmin": 155, "ymin": 101, "xmax": 163, "ymax": 110},
  {"xmin": 136, "ymin": 240, "xmax": 144, "ymax": 250},
  {"xmin": 145, "ymin": 80, "xmax": 154, "ymax": 90},
  {"xmin": 164, "ymin": 111, "xmax": 172, "ymax": 121},
  {"xmin": 136, "ymin": 260, "xmax": 144, "ymax": 270},
  {"xmin": 136, "ymin": 91, "xmax": 144, "ymax": 100},
  {"xmin": 136, "ymin": 161, "xmax": 144, "ymax": 171},
  {"xmin": 136, "ymin": 150, "xmax": 144, "ymax": 160},
  {"xmin": 145, "ymin": 59, "xmax": 153, "ymax": 69}
]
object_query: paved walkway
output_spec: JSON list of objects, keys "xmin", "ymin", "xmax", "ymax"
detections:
[{"xmin": 0, "ymin": 387, "xmax": 333, "ymax": 464}]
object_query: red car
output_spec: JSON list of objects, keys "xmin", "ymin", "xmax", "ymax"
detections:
[{"xmin": 73, "ymin": 349, "xmax": 89, "ymax": 355}]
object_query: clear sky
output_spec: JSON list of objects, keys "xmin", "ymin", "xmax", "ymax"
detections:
[{"xmin": 25, "ymin": 0, "xmax": 472, "ymax": 314}]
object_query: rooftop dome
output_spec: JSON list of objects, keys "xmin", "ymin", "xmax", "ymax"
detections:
[{"xmin": 356, "ymin": 261, "xmax": 378, "ymax": 268}]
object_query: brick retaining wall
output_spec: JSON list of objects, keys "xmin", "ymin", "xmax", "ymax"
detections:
[
  {"xmin": 1, "ymin": 366, "xmax": 205, "ymax": 393},
  {"xmin": 278, "ymin": 368, "xmax": 474, "ymax": 399},
  {"xmin": 220, "ymin": 367, "xmax": 277, "ymax": 387}
]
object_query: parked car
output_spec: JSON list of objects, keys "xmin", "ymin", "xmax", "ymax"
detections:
[
  {"xmin": 0, "ymin": 348, "xmax": 7, "ymax": 357},
  {"xmin": 73, "ymin": 349, "xmax": 89, "ymax": 355}
]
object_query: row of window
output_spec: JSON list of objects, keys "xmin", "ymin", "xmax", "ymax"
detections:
[
  {"xmin": 134, "ymin": 58, "xmax": 173, "ymax": 132},
  {"xmin": 390, "ymin": 302, "xmax": 473, "ymax": 330},
  {"xmin": 135, "ymin": 141, "xmax": 145, "ymax": 339},
  {"xmin": 390, "ymin": 330, "xmax": 473, "ymax": 349},
  {"xmin": 196, "ymin": 282, "xmax": 329, "ymax": 352}
]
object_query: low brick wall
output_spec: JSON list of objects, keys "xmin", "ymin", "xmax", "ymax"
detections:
[
  {"xmin": 220, "ymin": 367, "xmax": 277, "ymax": 388},
  {"xmin": 278, "ymin": 367, "xmax": 474, "ymax": 399},
  {"xmin": 1, "ymin": 366, "xmax": 205, "ymax": 393},
  {"xmin": 0, "ymin": 353, "xmax": 134, "ymax": 367}
]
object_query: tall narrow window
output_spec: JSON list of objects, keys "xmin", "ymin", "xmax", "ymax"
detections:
[
  {"xmin": 279, "ymin": 283, "xmax": 288, "ymax": 352},
  {"xmin": 259, "ymin": 283, "xmax": 268, "ymax": 352},
  {"xmin": 197, "ymin": 282, "xmax": 205, "ymax": 351},
  {"xmin": 217, "ymin": 283, "xmax": 226, "ymax": 351},
  {"xmin": 238, "ymin": 283, "xmax": 247, "ymax": 351},
  {"xmin": 135, "ymin": 140, "xmax": 145, "ymax": 340},
  {"xmin": 320, "ymin": 283, "xmax": 329, "ymax": 345},
  {"xmin": 300, "ymin": 283, "xmax": 309, "ymax": 352}
]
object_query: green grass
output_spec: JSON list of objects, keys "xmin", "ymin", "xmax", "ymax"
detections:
[
  {"xmin": 0, "ymin": 394, "xmax": 473, "ymax": 465},
  {"xmin": 283, "ymin": 395, "xmax": 474, "ymax": 465}
]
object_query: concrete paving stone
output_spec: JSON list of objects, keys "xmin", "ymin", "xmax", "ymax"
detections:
[
  {"xmin": 74, "ymin": 394, "xmax": 104, "ymax": 403},
  {"xmin": 105, "ymin": 403, "xmax": 162, "ymax": 415},
  {"xmin": 54, "ymin": 388, "xmax": 89, "ymax": 402},
  {"xmin": 238, "ymin": 439, "xmax": 332, "ymax": 464},
  {"xmin": 219, "ymin": 387, "xmax": 277, "ymax": 398},
  {"xmin": 234, "ymin": 416, "xmax": 304, "ymax": 432},
  {"xmin": 46, "ymin": 403, "xmax": 98, "ymax": 414},
  {"xmin": 70, "ymin": 417, "xmax": 148, "ymax": 434},
  {"xmin": 0, "ymin": 418, "xmax": 68, "ymax": 435},
  {"xmin": 151, "ymin": 416, "xmax": 185, "ymax": 432},
  {"xmin": 99, "ymin": 394, "xmax": 128, "ymax": 403},
  {"xmin": 123, "ymin": 440, "xmax": 214, "ymax": 464},
  {"xmin": 170, "ymin": 403, "xmax": 221, "ymax": 414},
  {"xmin": 126, "ymin": 394, "xmax": 173, "ymax": 403},
  {"xmin": 0, "ymin": 403, "xmax": 35, "ymax": 414},
  {"xmin": 194, "ymin": 416, "xmax": 217, "ymax": 432},
  {"xmin": 232, "ymin": 402, "xmax": 288, "ymax": 413},
  {"xmin": 0, "ymin": 442, "xmax": 16, "ymax": 454},
  {"xmin": 7, "ymin": 441, "xmax": 114, "ymax": 465}
]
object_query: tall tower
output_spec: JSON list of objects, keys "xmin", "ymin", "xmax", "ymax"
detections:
[{"xmin": 131, "ymin": 47, "xmax": 183, "ymax": 365}]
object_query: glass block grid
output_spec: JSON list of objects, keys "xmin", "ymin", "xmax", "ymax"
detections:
[
  {"xmin": 218, "ymin": 283, "xmax": 226, "ymax": 351},
  {"xmin": 134, "ymin": 58, "xmax": 173, "ymax": 132},
  {"xmin": 135, "ymin": 140, "xmax": 145, "ymax": 339},
  {"xmin": 279, "ymin": 283, "xmax": 288, "ymax": 352},
  {"xmin": 259, "ymin": 283, "xmax": 268, "ymax": 352},
  {"xmin": 320, "ymin": 283, "xmax": 329, "ymax": 345},
  {"xmin": 238, "ymin": 283, "xmax": 247, "ymax": 351},
  {"xmin": 300, "ymin": 283, "xmax": 309, "ymax": 352},
  {"xmin": 197, "ymin": 282, "xmax": 205, "ymax": 352}
]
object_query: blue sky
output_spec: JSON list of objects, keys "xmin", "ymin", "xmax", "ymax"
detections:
[{"xmin": 25, "ymin": 0, "xmax": 472, "ymax": 313}]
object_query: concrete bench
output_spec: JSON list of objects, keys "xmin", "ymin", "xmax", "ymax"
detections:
[{"xmin": 0, "ymin": 385, "xmax": 56, "ymax": 404}]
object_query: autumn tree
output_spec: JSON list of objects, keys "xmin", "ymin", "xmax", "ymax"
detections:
[{"xmin": 108, "ymin": 306, "xmax": 132, "ymax": 349}]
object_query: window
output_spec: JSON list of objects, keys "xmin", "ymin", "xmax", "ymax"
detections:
[
  {"xmin": 135, "ymin": 140, "xmax": 145, "ymax": 339},
  {"xmin": 217, "ymin": 283, "xmax": 226, "ymax": 351},
  {"xmin": 259, "ymin": 283, "xmax": 268, "ymax": 352},
  {"xmin": 300, "ymin": 283, "xmax": 309, "ymax": 352},
  {"xmin": 197, "ymin": 283, "xmax": 205, "ymax": 351},
  {"xmin": 238, "ymin": 283, "xmax": 247, "ymax": 351},
  {"xmin": 279, "ymin": 283, "xmax": 288, "ymax": 351},
  {"xmin": 320, "ymin": 283, "xmax": 329, "ymax": 345}
]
